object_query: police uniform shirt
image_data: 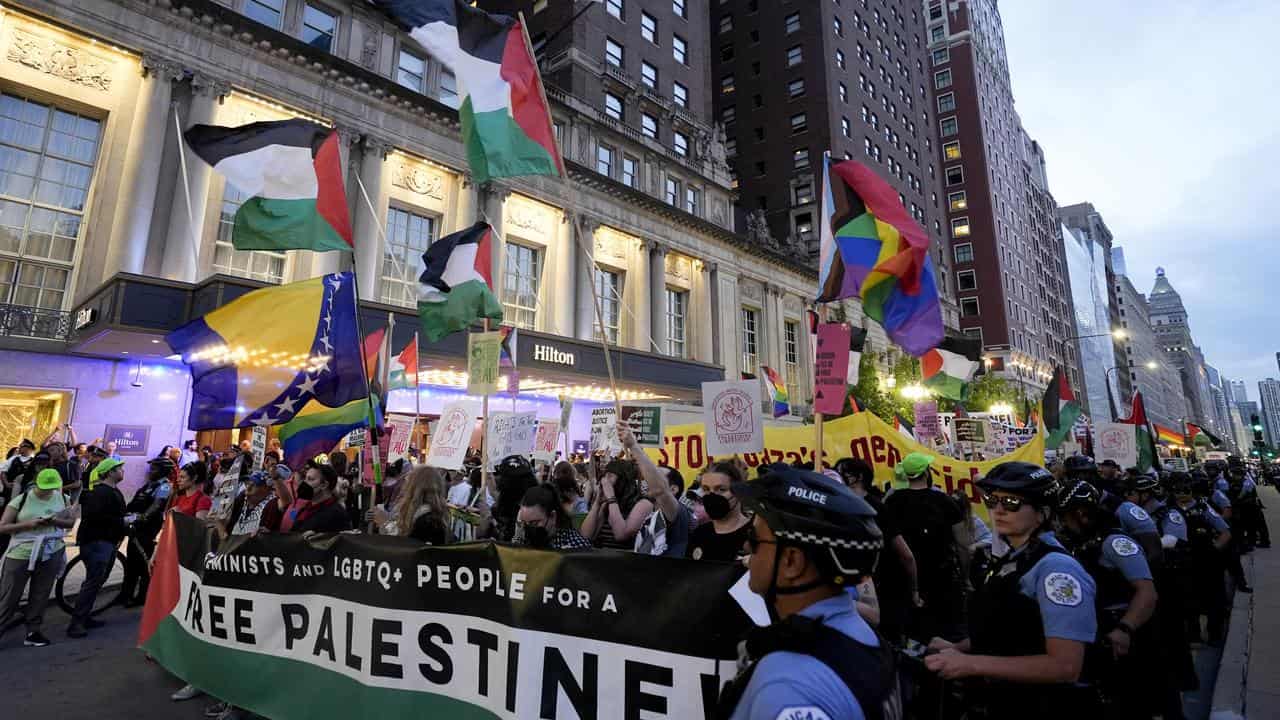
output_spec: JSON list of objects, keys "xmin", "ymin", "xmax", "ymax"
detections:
[
  {"xmin": 1098, "ymin": 534, "xmax": 1153, "ymax": 584},
  {"xmin": 1203, "ymin": 505, "xmax": 1229, "ymax": 533},
  {"xmin": 1214, "ymin": 476, "xmax": 1229, "ymax": 492},
  {"xmin": 1242, "ymin": 477, "xmax": 1257, "ymax": 494},
  {"xmin": 729, "ymin": 593, "xmax": 875, "ymax": 720},
  {"xmin": 1008, "ymin": 532, "xmax": 1098, "ymax": 643},
  {"xmin": 1115, "ymin": 501, "xmax": 1158, "ymax": 536},
  {"xmin": 1152, "ymin": 502, "xmax": 1189, "ymax": 543},
  {"xmin": 1210, "ymin": 490, "xmax": 1231, "ymax": 513}
]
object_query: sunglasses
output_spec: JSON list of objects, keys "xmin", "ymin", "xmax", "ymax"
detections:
[
  {"xmin": 981, "ymin": 493, "xmax": 1027, "ymax": 512},
  {"xmin": 744, "ymin": 524, "xmax": 777, "ymax": 553}
]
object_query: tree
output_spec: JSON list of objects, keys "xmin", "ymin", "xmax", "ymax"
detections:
[{"xmin": 964, "ymin": 374, "xmax": 1027, "ymax": 418}]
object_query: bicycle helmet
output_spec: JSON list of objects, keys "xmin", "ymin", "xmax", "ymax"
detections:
[{"xmin": 977, "ymin": 461, "xmax": 1060, "ymax": 506}]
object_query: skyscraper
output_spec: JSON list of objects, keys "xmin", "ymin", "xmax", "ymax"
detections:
[
  {"xmin": 1260, "ymin": 379, "xmax": 1280, "ymax": 448},
  {"xmin": 1061, "ymin": 203, "xmax": 1126, "ymax": 401},
  {"xmin": 1109, "ymin": 254, "xmax": 1185, "ymax": 429},
  {"xmin": 1148, "ymin": 268, "xmax": 1214, "ymax": 429},
  {"xmin": 1230, "ymin": 379, "xmax": 1250, "ymax": 403}
]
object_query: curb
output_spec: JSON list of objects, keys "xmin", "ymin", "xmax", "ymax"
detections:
[{"xmin": 1209, "ymin": 555, "xmax": 1253, "ymax": 720}]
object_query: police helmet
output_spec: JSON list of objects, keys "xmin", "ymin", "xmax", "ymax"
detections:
[
  {"xmin": 1121, "ymin": 471, "xmax": 1160, "ymax": 494},
  {"xmin": 1063, "ymin": 455, "xmax": 1098, "ymax": 476},
  {"xmin": 977, "ymin": 461, "xmax": 1060, "ymax": 506},
  {"xmin": 495, "ymin": 454, "xmax": 534, "ymax": 480},
  {"xmin": 1167, "ymin": 471, "xmax": 1193, "ymax": 495},
  {"xmin": 1056, "ymin": 479, "xmax": 1102, "ymax": 513},
  {"xmin": 733, "ymin": 464, "xmax": 883, "ymax": 584}
]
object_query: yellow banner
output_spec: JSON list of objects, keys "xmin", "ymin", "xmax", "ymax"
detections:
[{"xmin": 647, "ymin": 411, "xmax": 1044, "ymax": 504}]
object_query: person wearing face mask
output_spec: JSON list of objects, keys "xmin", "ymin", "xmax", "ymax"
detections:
[
  {"xmin": 282, "ymin": 461, "xmax": 350, "ymax": 534},
  {"xmin": 119, "ymin": 457, "xmax": 173, "ymax": 608},
  {"xmin": 515, "ymin": 484, "xmax": 592, "ymax": 550},
  {"xmin": 208, "ymin": 450, "xmax": 245, "ymax": 525},
  {"xmin": 686, "ymin": 461, "xmax": 751, "ymax": 562}
]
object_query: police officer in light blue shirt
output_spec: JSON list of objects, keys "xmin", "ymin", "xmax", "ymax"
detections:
[
  {"xmin": 719, "ymin": 465, "xmax": 892, "ymax": 720},
  {"xmin": 1114, "ymin": 472, "xmax": 1165, "ymax": 568}
]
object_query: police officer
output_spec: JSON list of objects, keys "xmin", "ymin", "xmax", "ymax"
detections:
[
  {"xmin": 1176, "ymin": 472, "xmax": 1231, "ymax": 645},
  {"xmin": 718, "ymin": 465, "xmax": 893, "ymax": 720},
  {"xmin": 1055, "ymin": 480, "xmax": 1159, "ymax": 719},
  {"xmin": 1112, "ymin": 471, "xmax": 1165, "ymax": 568},
  {"xmin": 925, "ymin": 462, "xmax": 1098, "ymax": 720},
  {"xmin": 120, "ymin": 456, "xmax": 173, "ymax": 607},
  {"xmin": 1149, "ymin": 473, "xmax": 1198, "ymax": 720},
  {"xmin": 1234, "ymin": 465, "xmax": 1270, "ymax": 548}
]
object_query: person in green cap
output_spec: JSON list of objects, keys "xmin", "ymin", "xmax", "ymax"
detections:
[
  {"xmin": 0, "ymin": 468, "xmax": 76, "ymax": 647},
  {"xmin": 880, "ymin": 450, "xmax": 969, "ymax": 644},
  {"xmin": 67, "ymin": 458, "xmax": 128, "ymax": 639}
]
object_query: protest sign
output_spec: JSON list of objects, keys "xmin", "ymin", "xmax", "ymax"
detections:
[
  {"xmin": 485, "ymin": 411, "xmax": 538, "ymax": 468},
  {"xmin": 386, "ymin": 414, "xmax": 415, "ymax": 464},
  {"xmin": 914, "ymin": 401, "xmax": 939, "ymax": 440},
  {"xmin": 558, "ymin": 396, "xmax": 573, "ymax": 430},
  {"xmin": 589, "ymin": 407, "xmax": 621, "ymax": 455},
  {"xmin": 620, "ymin": 405, "xmax": 663, "ymax": 447},
  {"xmin": 346, "ymin": 427, "xmax": 366, "ymax": 448},
  {"xmin": 986, "ymin": 422, "xmax": 1008, "ymax": 457},
  {"xmin": 1164, "ymin": 455, "xmax": 1188, "ymax": 472},
  {"xmin": 141, "ymin": 514, "xmax": 747, "ymax": 720},
  {"xmin": 426, "ymin": 401, "xmax": 476, "ymax": 470},
  {"xmin": 701, "ymin": 380, "xmax": 764, "ymax": 457},
  {"xmin": 1096, "ymin": 422, "xmax": 1138, "ymax": 468},
  {"xmin": 952, "ymin": 418, "xmax": 988, "ymax": 444},
  {"xmin": 466, "ymin": 331, "xmax": 501, "ymax": 396},
  {"xmin": 251, "ymin": 426, "xmax": 267, "ymax": 469},
  {"xmin": 532, "ymin": 419, "xmax": 560, "ymax": 463},
  {"xmin": 812, "ymin": 323, "xmax": 852, "ymax": 415},
  {"xmin": 1007, "ymin": 426, "xmax": 1037, "ymax": 452}
]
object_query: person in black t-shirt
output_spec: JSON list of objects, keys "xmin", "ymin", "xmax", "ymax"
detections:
[
  {"xmin": 288, "ymin": 462, "xmax": 351, "ymax": 534},
  {"xmin": 67, "ymin": 459, "xmax": 127, "ymax": 638},
  {"xmin": 686, "ymin": 460, "xmax": 752, "ymax": 563}
]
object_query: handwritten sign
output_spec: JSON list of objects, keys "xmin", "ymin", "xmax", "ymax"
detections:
[
  {"xmin": 813, "ymin": 323, "xmax": 851, "ymax": 415},
  {"xmin": 590, "ymin": 407, "xmax": 621, "ymax": 455},
  {"xmin": 702, "ymin": 379, "xmax": 764, "ymax": 457},
  {"xmin": 914, "ymin": 401, "xmax": 939, "ymax": 440},
  {"xmin": 620, "ymin": 405, "xmax": 663, "ymax": 447},
  {"xmin": 386, "ymin": 413, "xmax": 415, "ymax": 464},
  {"xmin": 426, "ymin": 401, "xmax": 476, "ymax": 470},
  {"xmin": 486, "ymin": 411, "xmax": 538, "ymax": 468},
  {"xmin": 1096, "ymin": 422, "xmax": 1137, "ymax": 468},
  {"xmin": 952, "ymin": 418, "xmax": 988, "ymax": 444},
  {"xmin": 250, "ymin": 426, "xmax": 267, "ymax": 469},
  {"xmin": 532, "ymin": 419, "xmax": 560, "ymax": 462},
  {"xmin": 466, "ymin": 331, "xmax": 501, "ymax": 396}
]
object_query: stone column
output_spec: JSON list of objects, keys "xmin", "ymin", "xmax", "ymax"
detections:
[
  {"xmin": 719, "ymin": 270, "xmax": 739, "ymax": 378},
  {"xmin": 696, "ymin": 260, "xmax": 715, "ymax": 364},
  {"xmin": 553, "ymin": 214, "xmax": 576, "ymax": 337},
  {"xmin": 105, "ymin": 54, "xmax": 182, "ymax": 278},
  {"xmin": 649, "ymin": 242, "xmax": 669, "ymax": 355},
  {"xmin": 631, "ymin": 239, "xmax": 651, "ymax": 352},
  {"xmin": 574, "ymin": 216, "xmax": 600, "ymax": 340},
  {"xmin": 477, "ymin": 182, "xmax": 509, "ymax": 294},
  {"xmin": 767, "ymin": 284, "xmax": 787, "ymax": 373},
  {"xmin": 160, "ymin": 72, "xmax": 230, "ymax": 282},
  {"xmin": 707, "ymin": 262, "xmax": 721, "ymax": 366},
  {"xmin": 352, "ymin": 136, "xmax": 391, "ymax": 301}
]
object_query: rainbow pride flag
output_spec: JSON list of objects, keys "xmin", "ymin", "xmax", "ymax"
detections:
[
  {"xmin": 1154, "ymin": 424, "xmax": 1184, "ymax": 445},
  {"xmin": 817, "ymin": 154, "xmax": 943, "ymax": 356},
  {"xmin": 760, "ymin": 366, "xmax": 790, "ymax": 418}
]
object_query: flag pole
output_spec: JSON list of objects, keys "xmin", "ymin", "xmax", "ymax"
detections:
[
  {"xmin": 411, "ymin": 331, "xmax": 421, "ymax": 454},
  {"xmin": 572, "ymin": 213, "xmax": 622, "ymax": 415},
  {"xmin": 172, "ymin": 107, "xmax": 202, "ymax": 275},
  {"xmin": 813, "ymin": 303, "xmax": 827, "ymax": 468},
  {"xmin": 347, "ymin": 271, "xmax": 383, "ymax": 491},
  {"xmin": 517, "ymin": 11, "xmax": 567, "ymax": 179}
]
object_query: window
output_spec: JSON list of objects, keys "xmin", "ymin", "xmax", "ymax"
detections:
[
  {"xmin": 596, "ymin": 143, "xmax": 615, "ymax": 175},
  {"xmin": 622, "ymin": 155, "xmax": 638, "ymax": 187},
  {"xmin": 606, "ymin": 0, "xmax": 623, "ymax": 20},
  {"xmin": 665, "ymin": 176, "xmax": 680, "ymax": 205},
  {"xmin": 945, "ymin": 165, "xmax": 963, "ymax": 185},
  {"xmin": 793, "ymin": 148, "xmax": 810, "ymax": 169},
  {"xmin": 667, "ymin": 289, "xmax": 687, "ymax": 357},
  {"xmin": 951, "ymin": 217, "xmax": 970, "ymax": 237},
  {"xmin": 438, "ymin": 71, "xmax": 459, "ymax": 108},
  {"xmin": 785, "ymin": 13, "xmax": 800, "ymax": 33},
  {"xmin": 934, "ymin": 69, "xmax": 952, "ymax": 89},
  {"xmin": 673, "ymin": 130, "xmax": 688, "ymax": 156},
  {"xmin": 937, "ymin": 92, "xmax": 955, "ymax": 113},
  {"xmin": 722, "ymin": 106, "xmax": 736, "ymax": 124},
  {"xmin": 641, "ymin": 113, "xmax": 658, "ymax": 139},
  {"xmin": 213, "ymin": 185, "xmax": 289, "ymax": 285},
  {"xmin": 594, "ymin": 268, "xmax": 621, "ymax": 343},
  {"xmin": 672, "ymin": 0, "xmax": 686, "ymax": 18},
  {"xmin": 673, "ymin": 34, "xmax": 687, "ymax": 64},
  {"xmin": 790, "ymin": 112, "xmax": 807, "ymax": 134},
  {"xmin": 948, "ymin": 191, "xmax": 967, "ymax": 211},
  {"xmin": 954, "ymin": 243, "xmax": 973, "ymax": 263},
  {"xmin": 604, "ymin": 92, "xmax": 623, "ymax": 120},
  {"xmin": 834, "ymin": 17, "xmax": 844, "ymax": 36},
  {"xmin": 741, "ymin": 308, "xmax": 760, "ymax": 375},
  {"xmin": 0, "ymin": 93, "xmax": 101, "ymax": 310},
  {"xmin": 605, "ymin": 38, "xmax": 624, "ymax": 67},
  {"xmin": 835, "ymin": 49, "xmax": 846, "ymax": 69},
  {"xmin": 960, "ymin": 297, "xmax": 979, "ymax": 317},
  {"xmin": 396, "ymin": 50, "xmax": 427, "ymax": 92},
  {"xmin": 641, "ymin": 61, "xmax": 657, "ymax": 88},
  {"xmin": 302, "ymin": 4, "xmax": 338, "ymax": 53},
  {"xmin": 685, "ymin": 185, "xmax": 700, "ymax": 215},
  {"xmin": 377, "ymin": 207, "xmax": 435, "ymax": 305},
  {"xmin": 726, "ymin": 138, "xmax": 737, "ymax": 157},
  {"xmin": 943, "ymin": 140, "xmax": 961, "ymax": 160},
  {"xmin": 784, "ymin": 321, "xmax": 800, "ymax": 412},
  {"xmin": 841, "ymin": 116, "xmax": 851, "ymax": 137},
  {"xmin": 795, "ymin": 212, "xmax": 813, "ymax": 237},
  {"xmin": 720, "ymin": 74, "xmax": 736, "ymax": 94},
  {"xmin": 932, "ymin": 47, "xmax": 949, "ymax": 65},
  {"xmin": 795, "ymin": 183, "xmax": 814, "ymax": 204},
  {"xmin": 787, "ymin": 45, "xmax": 803, "ymax": 67},
  {"xmin": 673, "ymin": 81, "xmax": 688, "ymax": 107},
  {"xmin": 788, "ymin": 78, "xmax": 806, "ymax": 98},
  {"xmin": 719, "ymin": 15, "xmax": 733, "ymax": 33},
  {"xmin": 839, "ymin": 83, "xmax": 848, "ymax": 103},
  {"xmin": 244, "ymin": 0, "xmax": 284, "ymax": 29},
  {"xmin": 502, "ymin": 243, "xmax": 542, "ymax": 330},
  {"xmin": 940, "ymin": 117, "xmax": 958, "ymax": 137},
  {"xmin": 642, "ymin": 12, "xmax": 658, "ymax": 43}
]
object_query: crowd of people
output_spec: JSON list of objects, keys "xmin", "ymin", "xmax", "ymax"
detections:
[{"xmin": 0, "ymin": 418, "xmax": 1273, "ymax": 720}]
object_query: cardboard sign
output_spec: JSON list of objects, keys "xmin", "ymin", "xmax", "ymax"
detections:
[
  {"xmin": 986, "ymin": 421, "xmax": 1008, "ymax": 457},
  {"xmin": 426, "ymin": 401, "xmax": 477, "ymax": 470},
  {"xmin": 914, "ymin": 401, "xmax": 939, "ymax": 440},
  {"xmin": 386, "ymin": 413, "xmax": 416, "ymax": 464},
  {"xmin": 590, "ymin": 407, "xmax": 622, "ymax": 455},
  {"xmin": 1096, "ymin": 422, "xmax": 1138, "ymax": 468},
  {"xmin": 702, "ymin": 379, "xmax": 764, "ymax": 457},
  {"xmin": 813, "ymin": 323, "xmax": 852, "ymax": 415},
  {"xmin": 558, "ymin": 396, "xmax": 574, "ymax": 431},
  {"xmin": 466, "ymin": 331, "xmax": 502, "ymax": 396},
  {"xmin": 532, "ymin": 419, "xmax": 560, "ymax": 462},
  {"xmin": 486, "ymin": 411, "xmax": 538, "ymax": 468},
  {"xmin": 103, "ymin": 424, "xmax": 150, "ymax": 456},
  {"xmin": 250, "ymin": 426, "xmax": 267, "ymax": 469},
  {"xmin": 952, "ymin": 418, "xmax": 988, "ymax": 444},
  {"xmin": 620, "ymin": 405, "xmax": 663, "ymax": 447},
  {"xmin": 1164, "ymin": 456, "xmax": 1189, "ymax": 472}
]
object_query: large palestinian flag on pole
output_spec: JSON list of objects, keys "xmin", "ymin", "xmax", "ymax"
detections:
[
  {"xmin": 1119, "ymin": 391, "xmax": 1161, "ymax": 472},
  {"xmin": 1042, "ymin": 366, "xmax": 1082, "ymax": 449},
  {"xmin": 183, "ymin": 120, "xmax": 353, "ymax": 252},
  {"xmin": 377, "ymin": 0, "xmax": 564, "ymax": 184},
  {"xmin": 418, "ymin": 222, "xmax": 504, "ymax": 342}
]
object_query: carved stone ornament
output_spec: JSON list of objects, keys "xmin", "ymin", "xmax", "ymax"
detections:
[
  {"xmin": 191, "ymin": 72, "xmax": 231, "ymax": 100},
  {"xmin": 784, "ymin": 295, "xmax": 804, "ymax": 315},
  {"xmin": 665, "ymin": 253, "xmax": 691, "ymax": 284},
  {"xmin": 140, "ymin": 53, "xmax": 184, "ymax": 83},
  {"xmin": 6, "ymin": 29, "xmax": 114, "ymax": 92},
  {"xmin": 363, "ymin": 136, "xmax": 394, "ymax": 159},
  {"xmin": 506, "ymin": 199, "xmax": 552, "ymax": 237},
  {"xmin": 360, "ymin": 25, "xmax": 379, "ymax": 69},
  {"xmin": 739, "ymin": 279, "xmax": 763, "ymax": 302},
  {"xmin": 745, "ymin": 209, "xmax": 779, "ymax": 251},
  {"xmin": 391, "ymin": 162, "xmax": 446, "ymax": 200}
]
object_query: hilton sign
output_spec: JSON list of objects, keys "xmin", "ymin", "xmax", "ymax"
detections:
[{"xmin": 533, "ymin": 343, "xmax": 576, "ymax": 366}]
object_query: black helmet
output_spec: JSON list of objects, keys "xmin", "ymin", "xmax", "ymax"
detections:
[
  {"xmin": 1063, "ymin": 455, "xmax": 1098, "ymax": 476},
  {"xmin": 1057, "ymin": 479, "xmax": 1102, "ymax": 513},
  {"xmin": 978, "ymin": 461, "xmax": 1060, "ymax": 505},
  {"xmin": 148, "ymin": 456, "xmax": 175, "ymax": 474},
  {"xmin": 734, "ymin": 464, "xmax": 882, "ymax": 583},
  {"xmin": 1167, "ymin": 471, "xmax": 1193, "ymax": 495},
  {"xmin": 1121, "ymin": 470, "xmax": 1160, "ymax": 494},
  {"xmin": 495, "ymin": 454, "xmax": 534, "ymax": 479}
]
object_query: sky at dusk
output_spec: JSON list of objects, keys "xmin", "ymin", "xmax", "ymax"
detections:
[{"xmin": 1000, "ymin": 1, "xmax": 1280, "ymax": 401}]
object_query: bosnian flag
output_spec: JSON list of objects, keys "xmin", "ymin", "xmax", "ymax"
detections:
[
  {"xmin": 183, "ymin": 119, "xmax": 353, "ymax": 252},
  {"xmin": 377, "ymin": 0, "xmax": 564, "ymax": 184},
  {"xmin": 418, "ymin": 222, "xmax": 504, "ymax": 342},
  {"xmin": 920, "ymin": 336, "xmax": 982, "ymax": 401}
]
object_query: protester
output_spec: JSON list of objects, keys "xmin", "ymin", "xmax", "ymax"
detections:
[
  {"xmin": 482, "ymin": 455, "xmax": 539, "ymax": 542},
  {"xmin": 0, "ymin": 468, "xmax": 76, "ymax": 647},
  {"xmin": 179, "ymin": 439, "xmax": 201, "ymax": 468},
  {"xmin": 685, "ymin": 460, "xmax": 750, "ymax": 563},
  {"xmin": 374, "ymin": 465, "xmax": 451, "ymax": 544},
  {"xmin": 208, "ymin": 450, "xmax": 245, "ymax": 523},
  {"xmin": 44, "ymin": 441, "xmax": 82, "ymax": 502},
  {"xmin": 212, "ymin": 465, "xmax": 292, "ymax": 539},
  {"xmin": 282, "ymin": 461, "xmax": 350, "ymax": 534},
  {"xmin": 445, "ymin": 468, "xmax": 473, "ymax": 506},
  {"xmin": 552, "ymin": 461, "xmax": 589, "ymax": 515},
  {"xmin": 67, "ymin": 459, "xmax": 127, "ymax": 639},
  {"xmin": 515, "ymin": 484, "xmax": 592, "ymax": 550},
  {"xmin": 120, "ymin": 457, "xmax": 173, "ymax": 608},
  {"xmin": 170, "ymin": 462, "xmax": 212, "ymax": 519}
]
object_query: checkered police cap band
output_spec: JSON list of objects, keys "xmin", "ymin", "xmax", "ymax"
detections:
[{"xmin": 774, "ymin": 529, "xmax": 883, "ymax": 551}]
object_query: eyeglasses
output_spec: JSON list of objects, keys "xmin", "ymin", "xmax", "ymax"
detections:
[
  {"xmin": 744, "ymin": 525, "xmax": 777, "ymax": 553},
  {"xmin": 981, "ymin": 493, "xmax": 1026, "ymax": 512}
]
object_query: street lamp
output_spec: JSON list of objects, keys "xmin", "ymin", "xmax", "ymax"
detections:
[
  {"xmin": 1064, "ymin": 329, "xmax": 1127, "ymax": 342},
  {"xmin": 900, "ymin": 384, "xmax": 929, "ymax": 400},
  {"xmin": 1145, "ymin": 361, "xmax": 1158, "ymax": 370},
  {"xmin": 990, "ymin": 402, "xmax": 1014, "ymax": 416}
]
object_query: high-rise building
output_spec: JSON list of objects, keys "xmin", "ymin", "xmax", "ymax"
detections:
[
  {"xmin": 1205, "ymin": 365, "xmax": 1236, "ymax": 451},
  {"xmin": 1148, "ymin": 268, "xmax": 1214, "ymax": 429},
  {"xmin": 1238, "ymin": 399, "xmax": 1264, "ymax": 447},
  {"xmin": 1260, "ymin": 379, "xmax": 1280, "ymax": 448},
  {"xmin": 1230, "ymin": 379, "xmax": 1250, "ymax": 403},
  {"xmin": 709, "ymin": 0, "xmax": 959, "ymax": 330},
  {"xmin": 926, "ymin": 0, "xmax": 1078, "ymax": 397},
  {"xmin": 1110, "ymin": 258, "xmax": 1185, "ymax": 429},
  {"xmin": 1062, "ymin": 222, "xmax": 1116, "ymax": 421},
  {"xmin": 1061, "ymin": 203, "xmax": 1126, "ymax": 401}
]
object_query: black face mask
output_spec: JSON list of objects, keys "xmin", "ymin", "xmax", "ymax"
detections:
[
  {"xmin": 702, "ymin": 492, "xmax": 733, "ymax": 520},
  {"xmin": 295, "ymin": 482, "xmax": 315, "ymax": 500},
  {"xmin": 515, "ymin": 522, "xmax": 551, "ymax": 548}
]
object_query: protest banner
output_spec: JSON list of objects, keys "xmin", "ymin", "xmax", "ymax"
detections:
[
  {"xmin": 361, "ymin": 427, "xmax": 392, "ymax": 486},
  {"xmin": 466, "ymin": 331, "xmax": 501, "ymax": 396},
  {"xmin": 701, "ymin": 380, "xmax": 764, "ymax": 457},
  {"xmin": 589, "ymin": 407, "xmax": 621, "ymax": 455},
  {"xmin": 914, "ymin": 401, "xmax": 939, "ymax": 440},
  {"xmin": 426, "ymin": 401, "xmax": 476, "ymax": 471},
  {"xmin": 141, "ymin": 514, "xmax": 747, "ymax": 720},
  {"xmin": 485, "ymin": 411, "xmax": 538, "ymax": 468},
  {"xmin": 251, "ymin": 426, "xmax": 267, "ymax": 469},
  {"xmin": 812, "ymin": 323, "xmax": 852, "ymax": 415},
  {"xmin": 620, "ymin": 405, "xmax": 663, "ymax": 447},
  {"xmin": 532, "ymin": 419, "xmax": 560, "ymax": 463},
  {"xmin": 386, "ymin": 414, "xmax": 415, "ymax": 464},
  {"xmin": 1096, "ymin": 422, "xmax": 1138, "ymax": 468}
]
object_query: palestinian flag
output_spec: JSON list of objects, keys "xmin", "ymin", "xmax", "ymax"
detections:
[
  {"xmin": 387, "ymin": 333, "xmax": 418, "ymax": 392},
  {"xmin": 1042, "ymin": 366, "xmax": 1082, "ymax": 448},
  {"xmin": 920, "ymin": 336, "xmax": 982, "ymax": 401},
  {"xmin": 894, "ymin": 413, "xmax": 916, "ymax": 441},
  {"xmin": 418, "ymin": 222, "xmax": 504, "ymax": 342},
  {"xmin": 183, "ymin": 120, "xmax": 352, "ymax": 252},
  {"xmin": 1186, "ymin": 422, "xmax": 1221, "ymax": 448},
  {"xmin": 377, "ymin": 0, "xmax": 564, "ymax": 184},
  {"xmin": 847, "ymin": 326, "xmax": 867, "ymax": 385},
  {"xmin": 1119, "ymin": 391, "xmax": 1161, "ymax": 472}
]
